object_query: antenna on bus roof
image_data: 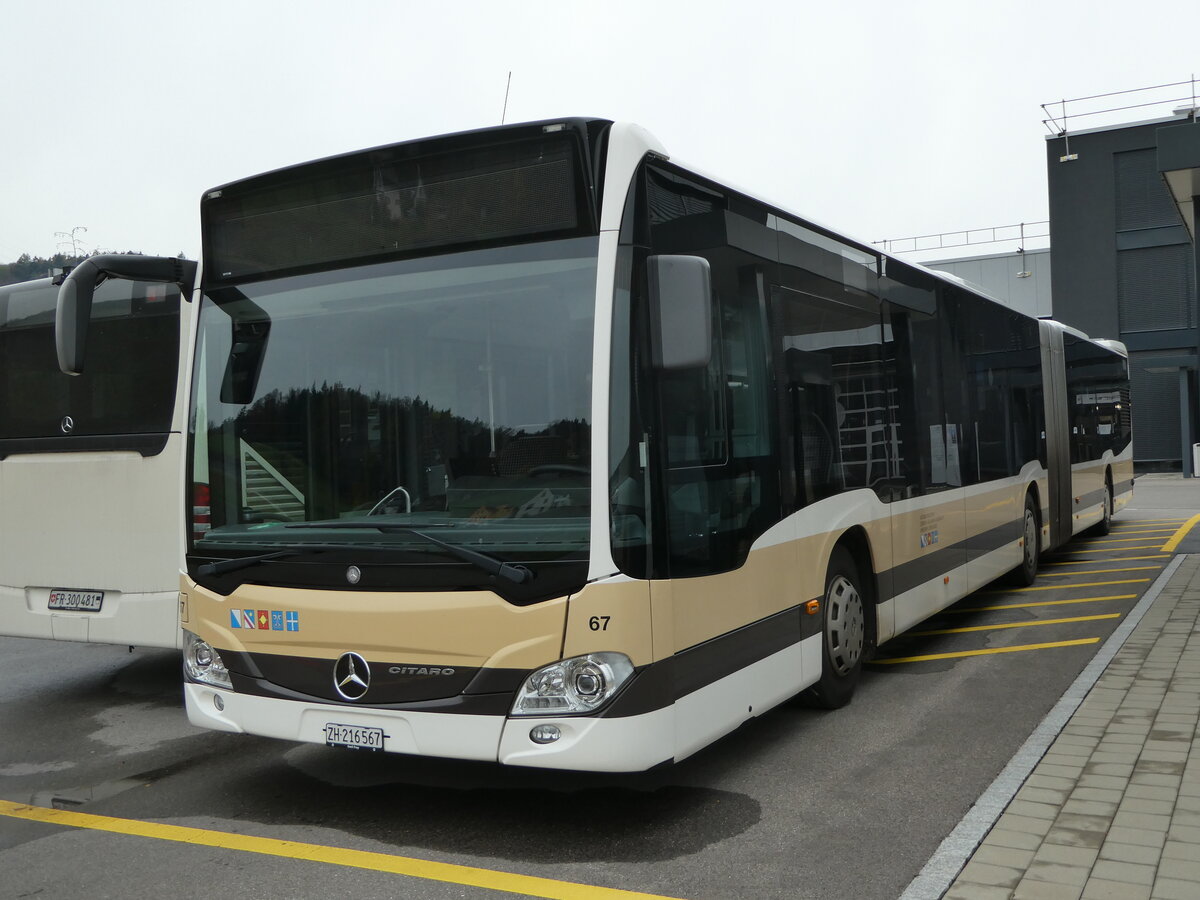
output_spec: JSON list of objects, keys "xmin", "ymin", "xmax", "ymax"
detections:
[{"xmin": 501, "ymin": 71, "xmax": 512, "ymax": 124}]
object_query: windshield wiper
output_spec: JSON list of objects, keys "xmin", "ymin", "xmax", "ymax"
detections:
[
  {"xmin": 284, "ymin": 522, "xmax": 533, "ymax": 584},
  {"xmin": 195, "ymin": 550, "xmax": 298, "ymax": 577}
]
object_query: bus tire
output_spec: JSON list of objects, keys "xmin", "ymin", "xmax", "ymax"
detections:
[
  {"xmin": 1093, "ymin": 478, "xmax": 1113, "ymax": 536},
  {"xmin": 805, "ymin": 547, "xmax": 866, "ymax": 710},
  {"xmin": 1013, "ymin": 492, "xmax": 1040, "ymax": 586}
]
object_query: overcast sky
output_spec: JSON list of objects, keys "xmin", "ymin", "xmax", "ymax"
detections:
[{"xmin": 2, "ymin": 1, "xmax": 1196, "ymax": 266}]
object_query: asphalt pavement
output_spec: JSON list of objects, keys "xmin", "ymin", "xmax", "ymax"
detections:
[{"xmin": 1, "ymin": 474, "xmax": 1198, "ymax": 899}]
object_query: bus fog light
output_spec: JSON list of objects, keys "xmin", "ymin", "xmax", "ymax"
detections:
[
  {"xmin": 213, "ymin": 693, "xmax": 225, "ymax": 711},
  {"xmin": 183, "ymin": 630, "xmax": 232, "ymax": 689},
  {"xmin": 512, "ymin": 652, "xmax": 634, "ymax": 716},
  {"xmin": 529, "ymin": 724, "xmax": 561, "ymax": 744}
]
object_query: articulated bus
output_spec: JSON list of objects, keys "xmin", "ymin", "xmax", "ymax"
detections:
[
  {"xmin": 0, "ymin": 261, "xmax": 194, "ymax": 648},
  {"xmin": 58, "ymin": 119, "xmax": 1132, "ymax": 770}
]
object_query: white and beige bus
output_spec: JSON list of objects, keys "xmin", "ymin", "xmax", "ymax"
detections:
[
  {"xmin": 60, "ymin": 119, "xmax": 1132, "ymax": 770},
  {"xmin": 0, "ymin": 259, "xmax": 194, "ymax": 648}
]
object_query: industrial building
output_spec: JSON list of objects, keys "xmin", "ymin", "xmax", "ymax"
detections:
[
  {"xmin": 1046, "ymin": 106, "xmax": 1199, "ymax": 472},
  {"xmin": 909, "ymin": 86, "xmax": 1200, "ymax": 473}
]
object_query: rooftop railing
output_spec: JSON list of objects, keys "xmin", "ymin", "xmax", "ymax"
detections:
[
  {"xmin": 874, "ymin": 221, "xmax": 1049, "ymax": 258},
  {"xmin": 1042, "ymin": 77, "xmax": 1199, "ymax": 139}
]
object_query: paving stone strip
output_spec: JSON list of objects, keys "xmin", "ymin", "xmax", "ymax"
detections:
[{"xmin": 943, "ymin": 554, "xmax": 1200, "ymax": 900}]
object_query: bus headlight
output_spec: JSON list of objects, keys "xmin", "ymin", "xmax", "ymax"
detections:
[
  {"xmin": 511, "ymin": 652, "xmax": 634, "ymax": 716},
  {"xmin": 183, "ymin": 630, "xmax": 232, "ymax": 689}
]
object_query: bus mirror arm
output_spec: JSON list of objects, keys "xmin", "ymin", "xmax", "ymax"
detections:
[
  {"xmin": 647, "ymin": 255, "xmax": 712, "ymax": 370},
  {"xmin": 56, "ymin": 255, "xmax": 198, "ymax": 376},
  {"xmin": 220, "ymin": 318, "xmax": 270, "ymax": 405}
]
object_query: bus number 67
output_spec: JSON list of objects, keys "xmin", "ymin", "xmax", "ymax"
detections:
[{"xmin": 588, "ymin": 616, "xmax": 610, "ymax": 631}]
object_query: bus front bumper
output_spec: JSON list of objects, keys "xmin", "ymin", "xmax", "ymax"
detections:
[
  {"xmin": 183, "ymin": 682, "xmax": 672, "ymax": 772},
  {"xmin": 0, "ymin": 585, "xmax": 181, "ymax": 648}
]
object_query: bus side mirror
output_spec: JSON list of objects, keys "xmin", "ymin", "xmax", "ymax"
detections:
[
  {"xmin": 56, "ymin": 266, "xmax": 95, "ymax": 375},
  {"xmin": 56, "ymin": 255, "xmax": 197, "ymax": 375},
  {"xmin": 648, "ymin": 255, "xmax": 712, "ymax": 370}
]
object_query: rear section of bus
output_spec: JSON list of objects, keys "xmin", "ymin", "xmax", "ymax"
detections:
[{"xmin": 0, "ymin": 275, "xmax": 188, "ymax": 648}]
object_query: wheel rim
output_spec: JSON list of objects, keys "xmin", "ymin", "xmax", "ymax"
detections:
[
  {"xmin": 1023, "ymin": 508, "xmax": 1038, "ymax": 570},
  {"xmin": 1103, "ymin": 485, "xmax": 1112, "ymax": 527},
  {"xmin": 826, "ymin": 575, "xmax": 865, "ymax": 676}
]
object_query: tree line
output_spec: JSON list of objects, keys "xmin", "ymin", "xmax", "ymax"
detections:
[
  {"xmin": 0, "ymin": 253, "xmax": 89, "ymax": 286},
  {"xmin": 0, "ymin": 250, "xmax": 175, "ymax": 287}
]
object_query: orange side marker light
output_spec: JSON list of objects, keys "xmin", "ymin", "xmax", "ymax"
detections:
[{"xmin": 805, "ymin": 600, "xmax": 821, "ymax": 615}]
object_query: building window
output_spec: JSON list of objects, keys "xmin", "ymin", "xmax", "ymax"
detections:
[
  {"xmin": 1114, "ymin": 148, "xmax": 1182, "ymax": 231},
  {"xmin": 1117, "ymin": 244, "xmax": 1196, "ymax": 332}
]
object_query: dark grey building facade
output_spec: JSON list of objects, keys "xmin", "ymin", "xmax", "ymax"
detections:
[{"xmin": 1046, "ymin": 113, "xmax": 1200, "ymax": 472}]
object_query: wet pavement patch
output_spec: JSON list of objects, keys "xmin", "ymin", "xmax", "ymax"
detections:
[{"xmin": 219, "ymin": 753, "xmax": 764, "ymax": 864}]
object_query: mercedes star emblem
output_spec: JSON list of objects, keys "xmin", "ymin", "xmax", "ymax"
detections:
[
  {"xmin": 60, "ymin": 416, "xmax": 75, "ymax": 434},
  {"xmin": 333, "ymin": 651, "xmax": 371, "ymax": 701}
]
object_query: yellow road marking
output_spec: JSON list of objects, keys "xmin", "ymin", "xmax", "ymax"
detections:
[
  {"xmin": 1099, "ymin": 529, "xmax": 1179, "ymax": 536},
  {"xmin": 1108, "ymin": 520, "xmax": 1185, "ymax": 528},
  {"xmin": 1039, "ymin": 566, "xmax": 1162, "ymax": 577},
  {"xmin": 1112, "ymin": 518, "xmax": 1190, "ymax": 524},
  {"xmin": 1043, "ymin": 556, "xmax": 1169, "ymax": 565},
  {"xmin": 0, "ymin": 800, "xmax": 683, "ymax": 900},
  {"xmin": 1086, "ymin": 536, "xmax": 1178, "ymax": 545},
  {"xmin": 987, "ymin": 578, "xmax": 1149, "ymax": 593},
  {"xmin": 912, "ymin": 613, "xmax": 1121, "ymax": 636},
  {"xmin": 874, "ymin": 638, "xmax": 1099, "ymax": 664},
  {"xmin": 1161, "ymin": 513, "xmax": 1200, "ymax": 553},
  {"xmin": 1050, "ymin": 545, "xmax": 1164, "ymax": 554},
  {"xmin": 946, "ymin": 594, "xmax": 1138, "ymax": 614},
  {"xmin": 1111, "ymin": 520, "xmax": 1185, "ymax": 525}
]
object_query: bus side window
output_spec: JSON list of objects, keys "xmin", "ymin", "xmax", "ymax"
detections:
[
  {"xmin": 644, "ymin": 164, "xmax": 780, "ymax": 577},
  {"xmin": 1064, "ymin": 334, "xmax": 1097, "ymax": 464},
  {"xmin": 881, "ymin": 263, "xmax": 954, "ymax": 498},
  {"xmin": 771, "ymin": 288, "xmax": 888, "ymax": 506},
  {"xmin": 965, "ymin": 295, "xmax": 1045, "ymax": 481},
  {"xmin": 885, "ymin": 304, "xmax": 948, "ymax": 496}
]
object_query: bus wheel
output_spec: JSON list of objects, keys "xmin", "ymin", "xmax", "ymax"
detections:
[
  {"xmin": 1014, "ymin": 494, "xmax": 1040, "ymax": 586},
  {"xmin": 806, "ymin": 547, "xmax": 866, "ymax": 710},
  {"xmin": 1093, "ymin": 481, "xmax": 1113, "ymax": 536}
]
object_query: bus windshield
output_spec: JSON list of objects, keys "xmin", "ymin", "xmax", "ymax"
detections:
[{"xmin": 191, "ymin": 237, "xmax": 597, "ymax": 585}]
